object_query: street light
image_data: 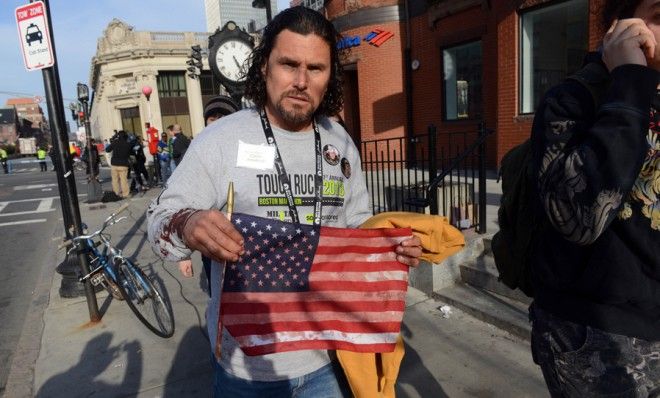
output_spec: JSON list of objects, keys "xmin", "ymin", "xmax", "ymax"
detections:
[
  {"xmin": 77, "ymin": 82, "xmax": 89, "ymax": 102},
  {"xmin": 77, "ymin": 82, "xmax": 102, "ymax": 203},
  {"xmin": 252, "ymin": 0, "xmax": 272, "ymax": 23}
]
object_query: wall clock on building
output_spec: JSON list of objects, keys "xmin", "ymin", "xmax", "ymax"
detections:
[{"xmin": 208, "ymin": 21, "xmax": 254, "ymax": 101}]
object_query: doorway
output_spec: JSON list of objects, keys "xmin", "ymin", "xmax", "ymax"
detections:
[
  {"xmin": 341, "ymin": 66, "xmax": 361, "ymax": 147},
  {"xmin": 120, "ymin": 106, "xmax": 142, "ymax": 136}
]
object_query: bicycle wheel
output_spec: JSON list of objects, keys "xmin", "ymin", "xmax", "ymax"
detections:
[{"xmin": 114, "ymin": 258, "xmax": 175, "ymax": 338}]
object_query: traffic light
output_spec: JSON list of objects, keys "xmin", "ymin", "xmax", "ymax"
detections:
[{"xmin": 187, "ymin": 45, "xmax": 203, "ymax": 79}]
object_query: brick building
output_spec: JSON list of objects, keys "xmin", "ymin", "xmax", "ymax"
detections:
[
  {"xmin": 0, "ymin": 108, "xmax": 18, "ymax": 146},
  {"xmin": 325, "ymin": 0, "xmax": 606, "ymax": 167},
  {"xmin": 5, "ymin": 97, "xmax": 46, "ymax": 131}
]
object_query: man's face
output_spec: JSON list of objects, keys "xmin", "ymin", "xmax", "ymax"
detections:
[
  {"xmin": 261, "ymin": 29, "xmax": 331, "ymax": 131},
  {"xmin": 161, "ymin": 134, "xmax": 167, "ymax": 142},
  {"xmin": 635, "ymin": 0, "xmax": 660, "ymax": 70}
]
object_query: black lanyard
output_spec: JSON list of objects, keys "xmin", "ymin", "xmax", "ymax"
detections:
[{"xmin": 259, "ymin": 109, "xmax": 323, "ymax": 226}]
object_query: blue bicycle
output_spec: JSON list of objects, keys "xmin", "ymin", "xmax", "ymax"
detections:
[{"xmin": 60, "ymin": 203, "xmax": 175, "ymax": 338}]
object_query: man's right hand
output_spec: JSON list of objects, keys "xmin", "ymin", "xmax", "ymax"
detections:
[
  {"xmin": 603, "ymin": 18, "xmax": 657, "ymax": 71},
  {"xmin": 182, "ymin": 209, "xmax": 245, "ymax": 262}
]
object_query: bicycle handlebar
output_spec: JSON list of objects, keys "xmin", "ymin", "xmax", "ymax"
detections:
[{"xmin": 58, "ymin": 203, "xmax": 130, "ymax": 250}]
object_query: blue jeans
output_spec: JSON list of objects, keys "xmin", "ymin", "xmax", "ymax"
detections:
[
  {"xmin": 530, "ymin": 303, "xmax": 660, "ymax": 397},
  {"xmin": 213, "ymin": 359, "xmax": 350, "ymax": 398},
  {"xmin": 159, "ymin": 159, "xmax": 171, "ymax": 182}
]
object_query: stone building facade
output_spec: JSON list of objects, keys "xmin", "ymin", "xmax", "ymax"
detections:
[{"xmin": 89, "ymin": 19, "xmax": 212, "ymax": 142}]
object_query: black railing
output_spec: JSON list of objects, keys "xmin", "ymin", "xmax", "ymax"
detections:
[{"xmin": 360, "ymin": 124, "xmax": 493, "ymax": 233}]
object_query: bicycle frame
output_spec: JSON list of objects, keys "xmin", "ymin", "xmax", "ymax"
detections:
[
  {"xmin": 60, "ymin": 203, "xmax": 175, "ymax": 337},
  {"xmin": 64, "ymin": 204, "xmax": 152, "ymax": 300}
]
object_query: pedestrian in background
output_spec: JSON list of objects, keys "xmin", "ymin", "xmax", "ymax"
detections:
[
  {"xmin": 47, "ymin": 144, "xmax": 56, "ymax": 171},
  {"xmin": 148, "ymin": 7, "xmax": 421, "ymax": 396},
  {"xmin": 37, "ymin": 147, "xmax": 47, "ymax": 172},
  {"xmin": 529, "ymin": 0, "xmax": 660, "ymax": 396},
  {"xmin": 82, "ymin": 138, "xmax": 100, "ymax": 182},
  {"xmin": 105, "ymin": 130, "xmax": 131, "ymax": 199},
  {"xmin": 0, "ymin": 146, "xmax": 8, "ymax": 174},
  {"xmin": 130, "ymin": 136, "xmax": 150, "ymax": 193},
  {"xmin": 146, "ymin": 122, "xmax": 161, "ymax": 186},
  {"xmin": 170, "ymin": 124, "xmax": 190, "ymax": 168},
  {"xmin": 157, "ymin": 131, "xmax": 172, "ymax": 183}
]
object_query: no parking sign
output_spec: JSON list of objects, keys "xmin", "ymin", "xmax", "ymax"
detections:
[{"xmin": 15, "ymin": 1, "xmax": 54, "ymax": 71}]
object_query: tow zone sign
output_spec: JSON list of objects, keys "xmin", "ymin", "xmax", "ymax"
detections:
[{"xmin": 15, "ymin": 1, "xmax": 54, "ymax": 71}]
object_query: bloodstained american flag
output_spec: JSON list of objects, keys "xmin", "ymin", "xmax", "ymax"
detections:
[{"xmin": 219, "ymin": 213, "xmax": 413, "ymax": 356}]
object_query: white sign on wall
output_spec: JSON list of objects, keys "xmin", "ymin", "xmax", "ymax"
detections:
[{"xmin": 15, "ymin": 1, "xmax": 54, "ymax": 71}]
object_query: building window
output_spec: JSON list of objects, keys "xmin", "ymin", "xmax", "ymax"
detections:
[
  {"xmin": 443, "ymin": 41, "xmax": 482, "ymax": 121},
  {"xmin": 157, "ymin": 71, "xmax": 191, "ymax": 136},
  {"xmin": 520, "ymin": 0, "xmax": 588, "ymax": 113},
  {"xmin": 157, "ymin": 72, "xmax": 187, "ymax": 98},
  {"xmin": 200, "ymin": 71, "xmax": 222, "ymax": 96},
  {"xmin": 200, "ymin": 71, "xmax": 225, "ymax": 107}
]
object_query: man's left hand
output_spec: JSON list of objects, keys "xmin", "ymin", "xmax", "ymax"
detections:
[{"xmin": 396, "ymin": 235, "xmax": 422, "ymax": 267}]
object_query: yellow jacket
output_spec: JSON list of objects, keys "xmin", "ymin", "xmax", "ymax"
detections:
[{"xmin": 337, "ymin": 212, "xmax": 464, "ymax": 398}]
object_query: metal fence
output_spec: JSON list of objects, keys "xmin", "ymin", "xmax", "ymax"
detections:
[{"xmin": 360, "ymin": 124, "xmax": 492, "ymax": 233}]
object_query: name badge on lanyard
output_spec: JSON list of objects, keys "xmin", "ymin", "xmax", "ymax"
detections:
[{"xmin": 236, "ymin": 141, "xmax": 276, "ymax": 170}]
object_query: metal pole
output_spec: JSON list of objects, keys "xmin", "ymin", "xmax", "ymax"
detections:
[
  {"xmin": 80, "ymin": 96, "xmax": 102, "ymax": 202},
  {"xmin": 266, "ymin": 0, "xmax": 272, "ymax": 23},
  {"xmin": 428, "ymin": 124, "xmax": 438, "ymax": 215},
  {"xmin": 40, "ymin": 0, "xmax": 100, "ymax": 321},
  {"xmin": 478, "ymin": 123, "xmax": 487, "ymax": 234}
]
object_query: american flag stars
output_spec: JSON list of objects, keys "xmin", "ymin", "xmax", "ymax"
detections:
[{"xmin": 226, "ymin": 216, "xmax": 314, "ymax": 292}]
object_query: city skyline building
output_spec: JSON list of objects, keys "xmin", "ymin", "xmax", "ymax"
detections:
[
  {"xmin": 289, "ymin": 0, "xmax": 323, "ymax": 11},
  {"xmin": 204, "ymin": 0, "xmax": 278, "ymax": 33}
]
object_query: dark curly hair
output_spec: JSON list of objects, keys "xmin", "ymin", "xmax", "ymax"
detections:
[
  {"xmin": 243, "ymin": 6, "xmax": 344, "ymax": 117},
  {"xmin": 601, "ymin": 0, "xmax": 644, "ymax": 31}
]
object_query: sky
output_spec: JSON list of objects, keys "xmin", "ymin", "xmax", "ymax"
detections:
[{"xmin": 1, "ymin": 0, "xmax": 289, "ymax": 126}]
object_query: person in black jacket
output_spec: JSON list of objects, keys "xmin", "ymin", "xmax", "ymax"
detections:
[
  {"xmin": 529, "ymin": 1, "xmax": 660, "ymax": 396},
  {"xmin": 170, "ymin": 124, "xmax": 190, "ymax": 167},
  {"xmin": 130, "ymin": 136, "xmax": 150, "ymax": 193},
  {"xmin": 105, "ymin": 130, "xmax": 131, "ymax": 198}
]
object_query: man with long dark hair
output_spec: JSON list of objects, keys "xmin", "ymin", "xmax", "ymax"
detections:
[
  {"xmin": 147, "ymin": 7, "xmax": 421, "ymax": 396},
  {"xmin": 529, "ymin": 1, "xmax": 659, "ymax": 396}
]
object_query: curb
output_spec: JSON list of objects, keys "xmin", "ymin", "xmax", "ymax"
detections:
[{"xmin": 2, "ymin": 219, "xmax": 61, "ymax": 398}]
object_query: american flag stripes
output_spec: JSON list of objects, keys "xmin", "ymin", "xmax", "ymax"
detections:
[{"xmin": 219, "ymin": 213, "xmax": 413, "ymax": 356}]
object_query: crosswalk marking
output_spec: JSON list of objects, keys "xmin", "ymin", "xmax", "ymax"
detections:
[
  {"xmin": 0, "ymin": 219, "xmax": 47, "ymax": 227},
  {"xmin": 36, "ymin": 198, "xmax": 53, "ymax": 212},
  {"xmin": 0, "ymin": 196, "xmax": 59, "ymax": 204},
  {"xmin": 0, "ymin": 197, "xmax": 56, "ymax": 218},
  {"xmin": 14, "ymin": 183, "xmax": 58, "ymax": 191}
]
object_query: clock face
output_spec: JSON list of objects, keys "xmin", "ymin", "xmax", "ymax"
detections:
[{"xmin": 215, "ymin": 39, "xmax": 252, "ymax": 82}]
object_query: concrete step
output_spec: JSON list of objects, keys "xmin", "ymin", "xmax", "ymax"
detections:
[
  {"xmin": 432, "ymin": 283, "xmax": 531, "ymax": 341},
  {"xmin": 460, "ymin": 254, "xmax": 532, "ymax": 305}
]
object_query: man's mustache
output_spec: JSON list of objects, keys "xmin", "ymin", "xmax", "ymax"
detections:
[{"xmin": 282, "ymin": 91, "xmax": 311, "ymax": 101}]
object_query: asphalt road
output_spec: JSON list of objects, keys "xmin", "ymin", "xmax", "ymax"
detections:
[{"xmin": 0, "ymin": 161, "xmax": 110, "ymax": 395}]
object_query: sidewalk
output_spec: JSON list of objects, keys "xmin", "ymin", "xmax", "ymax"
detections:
[{"xmin": 4, "ymin": 187, "xmax": 548, "ymax": 398}]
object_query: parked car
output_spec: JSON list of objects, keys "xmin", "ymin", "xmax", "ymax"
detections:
[{"xmin": 25, "ymin": 23, "xmax": 43, "ymax": 46}]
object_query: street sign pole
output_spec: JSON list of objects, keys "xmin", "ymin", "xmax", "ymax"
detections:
[
  {"xmin": 80, "ymin": 95, "xmax": 103, "ymax": 203},
  {"xmin": 21, "ymin": 0, "xmax": 100, "ymax": 321}
]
